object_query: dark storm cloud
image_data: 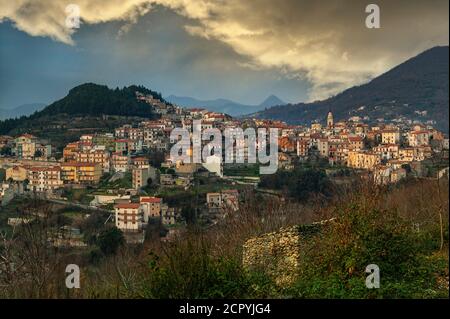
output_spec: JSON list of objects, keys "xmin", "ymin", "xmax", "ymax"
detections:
[{"xmin": 0, "ymin": 0, "xmax": 448, "ymax": 105}]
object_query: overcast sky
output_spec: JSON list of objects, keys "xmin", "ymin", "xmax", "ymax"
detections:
[{"xmin": 0, "ymin": 0, "xmax": 448, "ymax": 109}]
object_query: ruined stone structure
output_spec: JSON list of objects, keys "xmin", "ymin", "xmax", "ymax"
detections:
[{"xmin": 242, "ymin": 224, "xmax": 321, "ymax": 286}]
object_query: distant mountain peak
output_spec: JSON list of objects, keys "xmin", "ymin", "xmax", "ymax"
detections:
[
  {"xmin": 164, "ymin": 95, "xmax": 276, "ymax": 116},
  {"xmin": 0, "ymin": 103, "xmax": 46, "ymax": 120},
  {"xmin": 259, "ymin": 95, "xmax": 285, "ymax": 108}
]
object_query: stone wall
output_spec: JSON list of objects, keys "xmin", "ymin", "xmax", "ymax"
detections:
[{"xmin": 242, "ymin": 224, "xmax": 321, "ymax": 287}]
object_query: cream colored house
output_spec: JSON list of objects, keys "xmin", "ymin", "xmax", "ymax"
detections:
[
  {"xmin": 114, "ymin": 202, "xmax": 143, "ymax": 232},
  {"xmin": 408, "ymin": 131, "xmax": 430, "ymax": 147},
  {"xmin": 27, "ymin": 166, "xmax": 63, "ymax": 192},
  {"xmin": 13, "ymin": 134, "xmax": 37, "ymax": 159}
]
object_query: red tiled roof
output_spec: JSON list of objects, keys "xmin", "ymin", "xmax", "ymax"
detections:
[
  {"xmin": 140, "ymin": 197, "xmax": 161, "ymax": 203},
  {"xmin": 222, "ymin": 189, "xmax": 238, "ymax": 195},
  {"xmin": 381, "ymin": 130, "xmax": 399, "ymax": 133},
  {"xmin": 348, "ymin": 137, "xmax": 363, "ymax": 142},
  {"xmin": 189, "ymin": 108, "xmax": 206, "ymax": 112},
  {"xmin": 62, "ymin": 162, "xmax": 98, "ymax": 167},
  {"xmin": 18, "ymin": 133, "xmax": 36, "ymax": 139},
  {"xmin": 29, "ymin": 166, "xmax": 61, "ymax": 172},
  {"xmin": 115, "ymin": 203, "xmax": 140, "ymax": 209}
]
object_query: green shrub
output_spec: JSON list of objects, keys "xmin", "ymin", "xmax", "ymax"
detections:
[
  {"xmin": 288, "ymin": 200, "xmax": 448, "ymax": 298},
  {"xmin": 97, "ymin": 227, "xmax": 125, "ymax": 256},
  {"xmin": 140, "ymin": 238, "xmax": 276, "ymax": 298}
]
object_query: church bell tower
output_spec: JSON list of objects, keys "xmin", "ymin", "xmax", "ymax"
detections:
[{"xmin": 327, "ymin": 110, "xmax": 334, "ymax": 128}]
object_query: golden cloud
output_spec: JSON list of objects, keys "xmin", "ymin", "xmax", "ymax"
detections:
[{"xmin": 1, "ymin": 0, "xmax": 448, "ymax": 100}]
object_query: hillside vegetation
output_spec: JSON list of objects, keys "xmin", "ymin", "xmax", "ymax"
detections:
[
  {"xmin": 0, "ymin": 84, "xmax": 165, "ymax": 152},
  {"xmin": 0, "ymin": 178, "xmax": 447, "ymax": 298},
  {"xmin": 0, "ymin": 83, "xmax": 163, "ymax": 135}
]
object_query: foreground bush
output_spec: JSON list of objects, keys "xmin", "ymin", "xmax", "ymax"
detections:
[
  {"xmin": 1, "ymin": 179, "xmax": 448, "ymax": 299},
  {"xmin": 288, "ymin": 195, "xmax": 448, "ymax": 298},
  {"xmin": 137, "ymin": 232, "xmax": 276, "ymax": 298}
]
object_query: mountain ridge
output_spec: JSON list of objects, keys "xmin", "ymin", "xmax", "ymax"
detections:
[
  {"xmin": 251, "ymin": 46, "xmax": 449, "ymax": 132},
  {"xmin": 0, "ymin": 103, "xmax": 46, "ymax": 120},
  {"xmin": 165, "ymin": 94, "xmax": 285, "ymax": 116}
]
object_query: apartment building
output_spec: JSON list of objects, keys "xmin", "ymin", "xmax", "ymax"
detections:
[
  {"xmin": 381, "ymin": 130, "xmax": 400, "ymax": 145},
  {"xmin": 297, "ymin": 140, "xmax": 310, "ymax": 157},
  {"xmin": 13, "ymin": 134, "xmax": 37, "ymax": 159},
  {"xmin": 115, "ymin": 125, "xmax": 132, "ymax": 139},
  {"xmin": 131, "ymin": 156, "xmax": 149, "ymax": 169},
  {"xmin": 12, "ymin": 134, "xmax": 53, "ymax": 160},
  {"xmin": 318, "ymin": 138, "xmax": 329, "ymax": 157},
  {"xmin": 61, "ymin": 162, "xmax": 102, "ymax": 184},
  {"xmin": 206, "ymin": 189, "xmax": 239, "ymax": 211},
  {"xmin": 140, "ymin": 196, "xmax": 162, "ymax": 222},
  {"xmin": 111, "ymin": 153, "xmax": 130, "ymax": 172},
  {"xmin": 132, "ymin": 167, "xmax": 149, "ymax": 190},
  {"xmin": 373, "ymin": 165, "xmax": 407, "ymax": 185},
  {"xmin": 75, "ymin": 149, "xmax": 110, "ymax": 172},
  {"xmin": 63, "ymin": 142, "xmax": 80, "ymax": 161},
  {"xmin": 373, "ymin": 144, "xmax": 399, "ymax": 160},
  {"xmin": 347, "ymin": 136, "xmax": 364, "ymax": 151},
  {"xmin": 27, "ymin": 166, "xmax": 63, "ymax": 192},
  {"xmin": 347, "ymin": 151, "xmax": 381, "ymax": 170},
  {"xmin": 398, "ymin": 148, "xmax": 415, "ymax": 162},
  {"xmin": 115, "ymin": 139, "xmax": 129, "ymax": 154},
  {"xmin": 114, "ymin": 202, "xmax": 143, "ymax": 232},
  {"xmin": 408, "ymin": 131, "xmax": 430, "ymax": 147}
]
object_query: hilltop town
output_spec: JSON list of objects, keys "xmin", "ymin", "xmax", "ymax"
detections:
[{"xmin": 0, "ymin": 89, "xmax": 448, "ymax": 245}]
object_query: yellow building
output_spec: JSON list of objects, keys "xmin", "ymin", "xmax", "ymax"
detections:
[
  {"xmin": 75, "ymin": 149, "xmax": 110, "ymax": 172},
  {"xmin": 311, "ymin": 123, "xmax": 322, "ymax": 131},
  {"xmin": 63, "ymin": 142, "xmax": 80, "ymax": 161},
  {"xmin": 347, "ymin": 151, "xmax": 380, "ymax": 170},
  {"xmin": 61, "ymin": 162, "xmax": 102, "ymax": 184},
  {"xmin": 347, "ymin": 136, "xmax": 364, "ymax": 151},
  {"xmin": 398, "ymin": 148, "xmax": 415, "ymax": 162},
  {"xmin": 6, "ymin": 165, "xmax": 27, "ymax": 182},
  {"xmin": 381, "ymin": 130, "xmax": 400, "ymax": 145}
]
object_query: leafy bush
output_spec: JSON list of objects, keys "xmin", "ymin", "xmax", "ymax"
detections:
[
  {"xmin": 140, "ymin": 236, "xmax": 276, "ymax": 298},
  {"xmin": 97, "ymin": 227, "xmax": 125, "ymax": 256},
  {"xmin": 259, "ymin": 167, "xmax": 332, "ymax": 201},
  {"xmin": 288, "ymin": 199, "xmax": 448, "ymax": 298}
]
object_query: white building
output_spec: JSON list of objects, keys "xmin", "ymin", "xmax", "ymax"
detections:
[{"xmin": 114, "ymin": 203, "xmax": 143, "ymax": 232}]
